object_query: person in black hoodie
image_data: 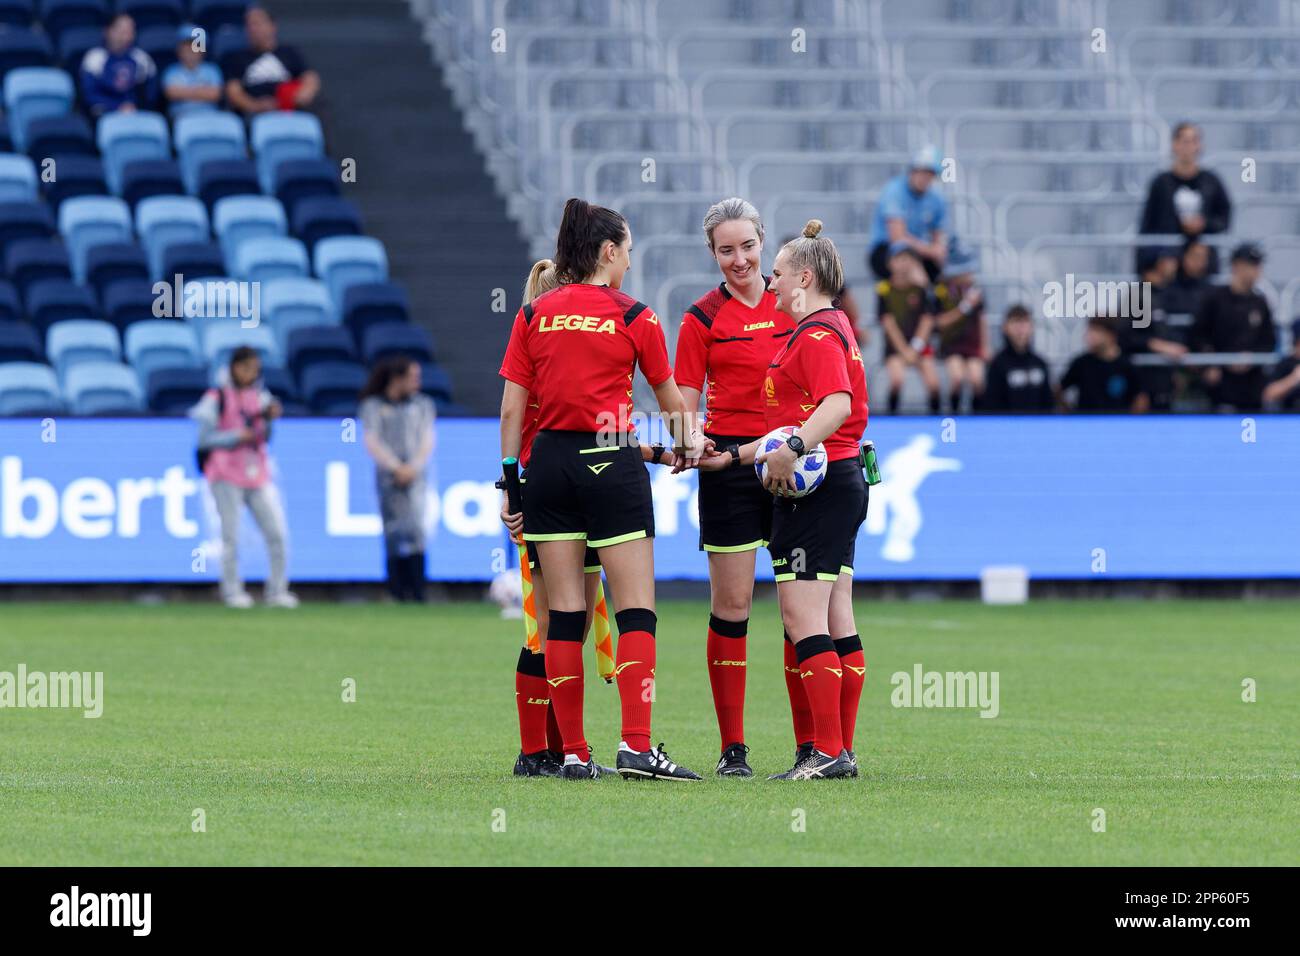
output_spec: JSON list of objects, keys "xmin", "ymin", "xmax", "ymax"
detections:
[
  {"xmin": 1193, "ymin": 243, "xmax": 1278, "ymax": 412},
  {"xmin": 1137, "ymin": 123, "xmax": 1231, "ymax": 273},
  {"xmin": 1162, "ymin": 238, "xmax": 1214, "ymax": 318},
  {"xmin": 983, "ymin": 305, "xmax": 1054, "ymax": 412}
]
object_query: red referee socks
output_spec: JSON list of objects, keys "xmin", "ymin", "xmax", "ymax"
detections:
[
  {"xmin": 514, "ymin": 646, "xmax": 550, "ymax": 754},
  {"xmin": 783, "ymin": 632, "xmax": 814, "ymax": 747},
  {"xmin": 835, "ymin": 634, "xmax": 867, "ymax": 752},
  {"xmin": 795, "ymin": 634, "xmax": 844, "ymax": 757},
  {"xmin": 706, "ymin": 614, "xmax": 747, "ymax": 750},
  {"xmin": 614, "ymin": 608, "xmax": 657, "ymax": 753},
  {"xmin": 544, "ymin": 610, "xmax": 589, "ymax": 762}
]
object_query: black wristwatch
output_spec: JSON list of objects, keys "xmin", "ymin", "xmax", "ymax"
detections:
[
  {"xmin": 650, "ymin": 444, "xmax": 666, "ymax": 464},
  {"xmin": 785, "ymin": 434, "xmax": 806, "ymax": 457},
  {"xmin": 724, "ymin": 443, "xmax": 742, "ymax": 468}
]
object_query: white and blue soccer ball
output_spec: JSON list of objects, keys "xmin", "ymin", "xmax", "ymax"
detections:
[{"xmin": 754, "ymin": 426, "xmax": 827, "ymax": 498}]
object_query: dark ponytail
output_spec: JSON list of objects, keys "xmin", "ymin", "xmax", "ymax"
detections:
[
  {"xmin": 360, "ymin": 355, "xmax": 415, "ymax": 400},
  {"xmin": 553, "ymin": 197, "xmax": 627, "ymax": 285}
]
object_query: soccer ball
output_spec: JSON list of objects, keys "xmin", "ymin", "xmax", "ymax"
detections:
[
  {"xmin": 488, "ymin": 569, "xmax": 523, "ymax": 618},
  {"xmin": 754, "ymin": 426, "xmax": 827, "ymax": 498}
]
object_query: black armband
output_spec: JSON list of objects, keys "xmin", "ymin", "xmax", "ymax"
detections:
[
  {"xmin": 650, "ymin": 444, "xmax": 666, "ymax": 464},
  {"xmin": 725, "ymin": 443, "xmax": 742, "ymax": 468}
]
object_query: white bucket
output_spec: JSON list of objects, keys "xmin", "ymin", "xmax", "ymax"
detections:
[{"xmin": 980, "ymin": 565, "xmax": 1029, "ymax": 605}]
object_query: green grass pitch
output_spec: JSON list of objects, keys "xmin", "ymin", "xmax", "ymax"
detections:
[{"xmin": 0, "ymin": 599, "xmax": 1296, "ymax": 866}]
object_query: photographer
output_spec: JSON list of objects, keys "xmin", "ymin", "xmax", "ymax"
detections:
[{"xmin": 191, "ymin": 346, "xmax": 297, "ymax": 608}]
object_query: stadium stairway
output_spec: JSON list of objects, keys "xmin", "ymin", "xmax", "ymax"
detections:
[{"xmin": 266, "ymin": 0, "xmax": 534, "ymax": 415}]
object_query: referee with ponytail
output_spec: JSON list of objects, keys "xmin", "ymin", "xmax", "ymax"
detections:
[{"xmin": 499, "ymin": 198, "xmax": 703, "ymax": 782}]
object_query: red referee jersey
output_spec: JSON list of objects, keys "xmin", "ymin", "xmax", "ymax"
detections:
[
  {"xmin": 499, "ymin": 283, "xmax": 672, "ymax": 434},
  {"xmin": 675, "ymin": 280, "xmax": 795, "ymax": 437},
  {"xmin": 763, "ymin": 308, "xmax": 869, "ymax": 462},
  {"xmin": 518, "ymin": 392, "xmax": 542, "ymax": 468}
]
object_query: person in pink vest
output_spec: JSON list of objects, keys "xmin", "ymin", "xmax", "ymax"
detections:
[{"xmin": 190, "ymin": 346, "xmax": 298, "ymax": 608}]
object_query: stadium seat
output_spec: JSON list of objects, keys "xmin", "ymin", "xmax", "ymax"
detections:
[
  {"xmin": 341, "ymin": 281, "xmax": 409, "ymax": 339},
  {"xmin": 100, "ymin": 277, "xmax": 159, "ymax": 331},
  {"xmin": 39, "ymin": 153, "xmax": 106, "ymax": 208},
  {"xmin": 97, "ymin": 111, "xmax": 171, "ymax": 194},
  {"xmin": 55, "ymin": 23, "xmax": 100, "ymax": 68},
  {"xmin": 201, "ymin": 320, "xmax": 280, "ymax": 370},
  {"xmin": 0, "ymin": 318, "xmax": 42, "ymax": 362},
  {"xmin": 233, "ymin": 235, "xmax": 308, "ymax": 285},
  {"xmin": 210, "ymin": 22, "xmax": 247, "ymax": 66},
  {"xmin": 3, "ymin": 67, "xmax": 74, "ymax": 151},
  {"xmin": 64, "ymin": 360, "xmax": 145, "ymax": 415},
  {"xmin": 136, "ymin": 22, "xmax": 180, "ymax": 73},
  {"xmin": 0, "ymin": 200, "xmax": 54, "ymax": 252},
  {"xmin": 24, "ymin": 113, "xmax": 95, "ymax": 157},
  {"xmin": 117, "ymin": 0, "xmax": 182, "ymax": 30},
  {"xmin": 25, "ymin": 277, "xmax": 99, "ymax": 331},
  {"xmin": 160, "ymin": 240, "xmax": 224, "ymax": 280},
  {"xmin": 362, "ymin": 321, "xmax": 434, "ymax": 365},
  {"xmin": 135, "ymin": 194, "xmax": 210, "ymax": 278},
  {"xmin": 257, "ymin": 363, "xmax": 301, "ymax": 409},
  {"xmin": 46, "ymin": 317, "xmax": 119, "ymax": 372},
  {"xmin": 57, "ymin": 194, "xmax": 132, "ymax": 281},
  {"xmin": 286, "ymin": 324, "xmax": 355, "ymax": 379},
  {"xmin": 260, "ymin": 275, "xmax": 334, "ymax": 349},
  {"xmin": 250, "ymin": 111, "xmax": 324, "ymax": 192},
  {"xmin": 39, "ymin": 0, "xmax": 107, "ymax": 39},
  {"xmin": 0, "ymin": 153, "xmax": 37, "ymax": 202},
  {"xmin": 0, "ymin": 27, "xmax": 53, "ymax": 79},
  {"xmin": 145, "ymin": 364, "xmax": 207, "ymax": 413},
  {"xmin": 124, "ymin": 318, "xmax": 200, "ymax": 380},
  {"xmin": 271, "ymin": 158, "xmax": 339, "ymax": 218},
  {"xmin": 0, "ymin": 1, "xmax": 34, "ymax": 28},
  {"xmin": 84, "ymin": 241, "xmax": 148, "ymax": 297},
  {"xmin": 290, "ymin": 195, "xmax": 361, "ymax": 252},
  {"xmin": 174, "ymin": 111, "xmax": 246, "ymax": 194},
  {"xmin": 196, "ymin": 158, "xmax": 258, "ymax": 210},
  {"xmin": 0, "ymin": 278, "xmax": 21, "ymax": 321},
  {"xmin": 212, "ymin": 194, "xmax": 285, "ymax": 263},
  {"xmin": 5, "ymin": 237, "xmax": 70, "ymax": 294},
  {"xmin": 300, "ymin": 358, "xmax": 365, "ymax": 415},
  {"xmin": 119, "ymin": 158, "xmax": 184, "ymax": 208},
  {"xmin": 192, "ymin": 0, "xmax": 248, "ymax": 34},
  {"xmin": 419, "ymin": 362, "xmax": 453, "ymax": 402},
  {"xmin": 176, "ymin": 275, "xmax": 249, "ymax": 330},
  {"xmin": 0, "ymin": 360, "xmax": 62, "ymax": 414},
  {"xmin": 313, "ymin": 236, "xmax": 387, "ymax": 305}
]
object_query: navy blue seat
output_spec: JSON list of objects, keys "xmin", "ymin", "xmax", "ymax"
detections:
[
  {"xmin": 0, "ymin": 27, "xmax": 52, "ymax": 78},
  {"xmin": 291, "ymin": 195, "xmax": 361, "ymax": 253},
  {"xmin": 4, "ymin": 237, "xmax": 70, "ymax": 294},
  {"xmin": 0, "ymin": 318, "xmax": 42, "ymax": 361},
  {"xmin": 136, "ymin": 23, "xmax": 179, "ymax": 73},
  {"xmin": 25, "ymin": 276, "xmax": 98, "ymax": 331},
  {"xmin": 341, "ymin": 281, "xmax": 409, "ymax": 338},
  {"xmin": 100, "ymin": 276, "xmax": 159, "ymax": 330},
  {"xmin": 272, "ymin": 158, "xmax": 338, "ymax": 218},
  {"xmin": 286, "ymin": 324, "xmax": 355, "ymax": 379},
  {"xmin": 196, "ymin": 158, "xmax": 258, "ymax": 210},
  {"xmin": 145, "ymin": 365, "xmax": 207, "ymax": 413},
  {"xmin": 193, "ymin": 0, "xmax": 248, "ymax": 33},
  {"xmin": 85, "ymin": 241, "xmax": 148, "ymax": 297},
  {"xmin": 25, "ymin": 114, "xmax": 95, "ymax": 157},
  {"xmin": 0, "ymin": 278, "xmax": 21, "ymax": 321},
  {"xmin": 0, "ymin": 200, "xmax": 53, "ymax": 252},
  {"xmin": 39, "ymin": 154, "xmax": 106, "ymax": 208},
  {"xmin": 300, "ymin": 358, "xmax": 365, "ymax": 415},
  {"xmin": 420, "ymin": 362, "xmax": 453, "ymax": 402},
  {"xmin": 0, "ymin": 2, "xmax": 35, "ymax": 28},
  {"xmin": 362, "ymin": 321, "xmax": 434, "ymax": 365},
  {"xmin": 160, "ymin": 240, "xmax": 224, "ymax": 280},
  {"xmin": 118, "ymin": 0, "xmax": 182, "ymax": 30},
  {"xmin": 39, "ymin": 0, "xmax": 107, "ymax": 40},
  {"xmin": 259, "ymin": 364, "xmax": 299, "ymax": 404},
  {"xmin": 120, "ymin": 158, "xmax": 184, "ymax": 208},
  {"xmin": 55, "ymin": 23, "xmax": 100, "ymax": 66},
  {"xmin": 0, "ymin": 115, "xmax": 11, "ymax": 153}
]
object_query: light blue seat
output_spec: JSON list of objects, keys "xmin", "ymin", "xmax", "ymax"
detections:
[
  {"xmin": 135, "ymin": 195, "xmax": 210, "ymax": 279},
  {"xmin": 0, "ymin": 360, "xmax": 63, "ymax": 415},
  {"xmin": 96, "ymin": 111, "xmax": 171, "ymax": 195},
  {"xmin": 124, "ymin": 319, "xmax": 201, "ymax": 380},
  {"xmin": 47, "ymin": 319, "xmax": 121, "ymax": 374},
  {"xmin": 261, "ymin": 276, "xmax": 335, "ymax": 351},
  {"xmin": 174, "ymin": 111, "xmax": 247, "ymax": 194},
  {"xmin": 65, "ymin": 360, "xmax": 145, "ymax": 415},
  {"xmin": 0, "ymin": 154, "xmax": 38, "ymax": 203},
  {"xmin": 250, "ymin": 111, "xmax": 324, "ymax": 193},
  {"xmin": 3, "ymin": 67, "xmax": 75, "ymax": 152},
  {"xmin": 57, "ymin": 195, "xmax": 133, "ymax": 283},
  {"xmin": 313, "ymin": 236, "xmax": 388, "ymax": 305},
  {"xmin": 202, "ymin": 321, "xmax": 281, "ymax": 371},
  {"xmin": 213, "ymin": 194, "xmax": 286, "ymax": 264},
  {"xmin": 233, "ymin": 235, "xmax": 308, "ymax": 285}
]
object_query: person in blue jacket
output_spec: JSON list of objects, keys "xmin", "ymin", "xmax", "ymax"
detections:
[{"xmin": 79, "ymin": 14, "xmax": 158, "ymax": 117}]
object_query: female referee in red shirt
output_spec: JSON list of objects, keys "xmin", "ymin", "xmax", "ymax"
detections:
[
  {"xmin": 700, "ymin": 220, "xmax": 870, "ymax": 780},
  {"xmin": 675, "ymin": 197, "xmax": 797, "ymax": 777},
  {"xmin": 499, "ymin": 198, "xmax": 703, "ymax": 782}
]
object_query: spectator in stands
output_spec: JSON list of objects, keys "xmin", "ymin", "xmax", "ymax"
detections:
[
  {"xmin": 983, "ymin": 305, "xmax": 1054, "ymax": 413},
  {"xmin": 1119, "ymin": 247, "xmax": 1186, "ymax": 411},
  {"xmin": 191, "ymin": 346, "xmax": 297, "ymax": 609},
  {"xmin": 1162, "ymin": 238, "xmax": 1214, "ymax": 317},
  {"xmin": 225, "ymin": 6, "xmax": 320, "ymax": 115},
  {"xmin": 1262, "ymin": 319, "xmax": 1300, "ymax": 411},
  {"xmin": 933, "ymin": 244, "xmax": 986, "ymax": 412},
  {"xmin": 869, "ymin": 145, "xmax": 948, "ymax": 282},
  {"xmin": 79, "ymin": 14, "xmax": 158, "ymax": 117},
  {"xmin": 1059, "ymin": 316, "xmax": 1149, "ymax": 413},
  {"xmin": 877, "ymin": 244, "xmax": 940, "ymax": 414},
  {"xmin": 1138, "ymin": 122, "xmax": 1231, "ymax": 274},
  {"xmin": 1192, "ymin": 243, "xmax": 1277, "ymax": 412},
  {"xmin": 163, "ymin": 24, "xmax": 224, "ymax": 119},
  {"xmin": 360, "ymin": 356, "xmax": 435, "ymax": 603}
]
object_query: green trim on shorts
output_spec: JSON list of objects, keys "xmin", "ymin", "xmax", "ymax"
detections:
[
  {"xmin": 588, "ymin": 529, "xmax": 648, "ymax": 548},
  {"xmin": 840, "ymin": 565, "xmax": 854, "ymax": 576},
  {"xmin": 578, "ymin": 445, "xmax": 621, "ymax": 454},
  {"xmin": 703, "ymin": 539, "xmax": 766, "ymax": 554},
  {"xmin": 523, "ymin": 532, "xmax": 588, "ymax": 541},
  {"xmin": 583, "ymin": 565, "xmax": 602, "ymax": 574},
  {"xmin": 816, "ymin": 573, "xmax": 840, "ymax": 582},
  {"xmin": 774, "ymin": 573, "xmax": 796, "ymax": 582}
]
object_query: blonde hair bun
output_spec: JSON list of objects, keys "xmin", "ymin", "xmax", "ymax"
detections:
[{"xmin": 802, "ymin": 219, "xmax": 823, "ymax": 239}]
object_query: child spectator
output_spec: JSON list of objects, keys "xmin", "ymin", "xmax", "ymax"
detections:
[
  {"xmin": 877, "ymin": 243, "xmax": 940, "ymax": 413},
  {"xmin": 1059, "ymin": 316, "xmax": 1149, "ymax": 413},
  {"xmin": 1162, "ymin": 239, "xmax": 1214, "ymax": 317},
  {"xmin": 1119, "ymin": 247, "xmax": 1186, "ymax": 411},
  {"xmin": 983, "ymin": 305, "xmax": 1054, "ymax": 413},
  {"xmin": 1193, "ymin": 243, "xmax": 1277, "ymax": 412},
  {"xmin": 163, "ymin": 24, "xmax": 223, "ymax": 119},
  {"xmin": 225, "ymin": 6, "xmax": 320, "ymax": 115},
  {"xmin": 932, "ymin": 245, "xmax": 986, "ymax": 412},
  {"xmin": 1262, "ymin": 319, "xmax": 1300, "ymax": 411},
  {"xmin": 79, "ymin": 14, "xmax": 157, "ymax": 117}
]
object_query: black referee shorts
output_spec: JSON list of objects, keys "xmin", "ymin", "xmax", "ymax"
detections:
[
  {"xmin": 698, "ymin": 432, "xmax": 772, "ymax": 553},
  {"xmin": 522, "ymin": 430, "xmax": 655, "ymax": 550},
  {"xmin": 524, "ymin": 539, "xmax": 600, "ymax": 573},
  {"xmin": 769, "ymin": 459, "xmax": 869, "ymax": 582}
]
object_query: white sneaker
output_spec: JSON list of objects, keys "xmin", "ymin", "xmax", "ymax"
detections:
[
  {"xmin": 265, "ymin": 591, "xmax": 300, "ymax": 609},
  {"xmin": 224, "ymin": 592, "xmax": 254, "ymax": 609}
]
